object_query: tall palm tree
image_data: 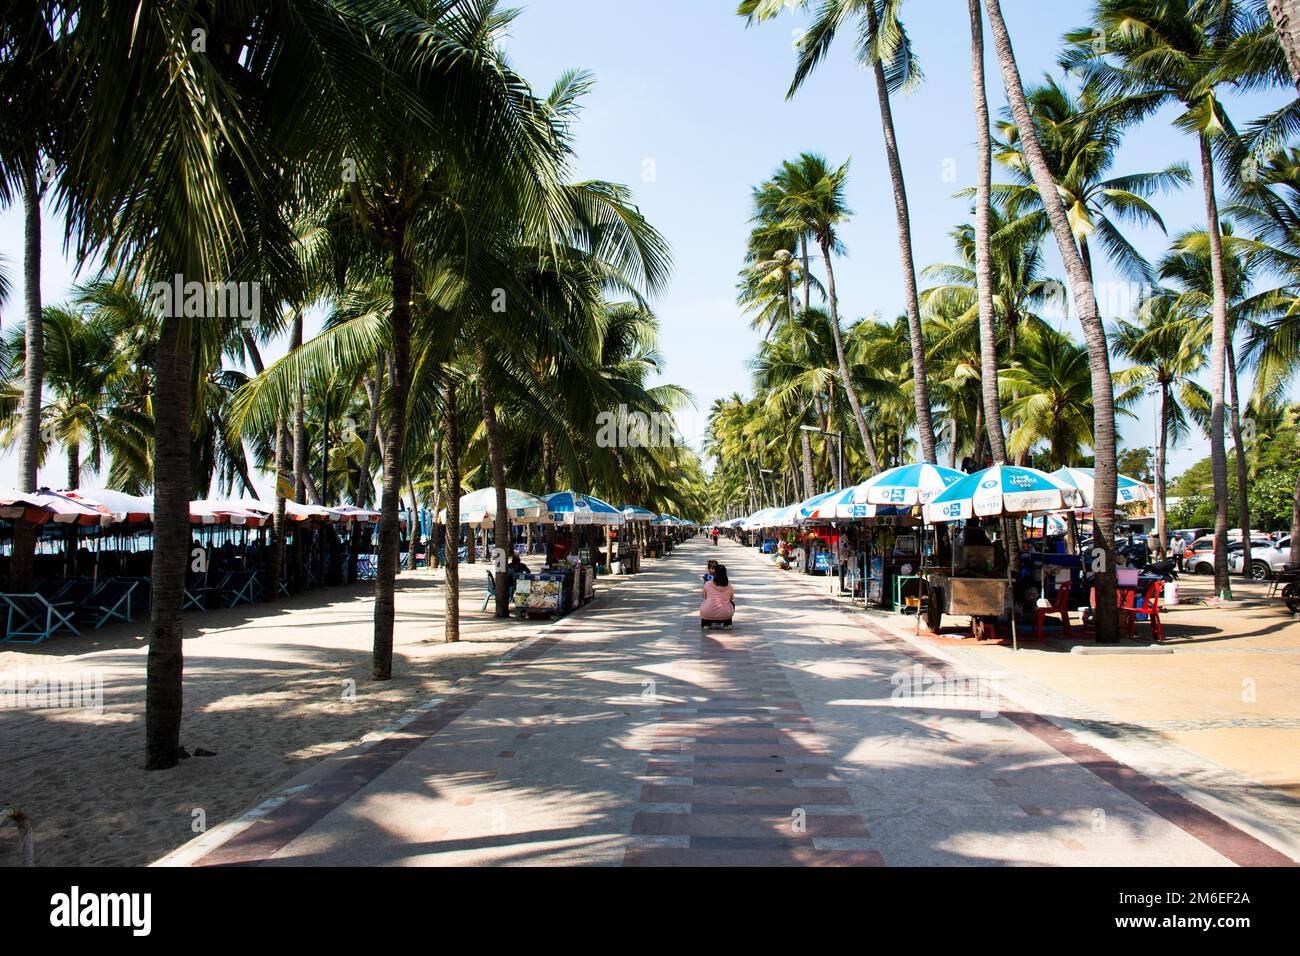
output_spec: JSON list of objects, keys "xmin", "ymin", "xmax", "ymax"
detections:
[
  {"xmin": 968, "ymin": 0, "xmax": 1007, "ymax": 465},
  {"xmin": 1061, "ymin": 0, "xmax": 1272, "ymax": 600},
  {"xmin": 772, "ymin": 154, "xmax": 882, "ymax": 473},
  {"xmin": 740, "ymin": 0, "xmax": 938, "ymax": 463},
  {"xmin": 1112, "ymin": 297, "xmax": 1211, "ymax": 553},
  {"xmin": 1266, "ymin": 0, "xmax": 1300, "ymax": 89},
  {"xmin": 983, "ymin": 0, "xmax": 1124, "ymax": 640}
]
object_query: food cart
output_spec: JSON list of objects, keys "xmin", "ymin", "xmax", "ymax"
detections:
[{"xmin": 924, "ymin": 464, "xmax": 1082, "ymax": 649}]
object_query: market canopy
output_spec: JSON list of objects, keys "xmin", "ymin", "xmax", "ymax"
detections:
[
  {"xmin": 1050, "ymin": 467, "xmax": 1153, "ymax": 507},
  {"xmin": 925, "ymin": 465, "xmax": 1081, "ymax": 523},
  {"xmin": 543, "ymin": 491, "xmax": 625, "ymax": 526}
]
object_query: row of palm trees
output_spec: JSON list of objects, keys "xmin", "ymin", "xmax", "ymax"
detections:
[
  {"xmin": 0, "ymin": 2, "xmax": 705, "ymax": 770},
  {"xmin": 722, "ymin": 0, "xmax": 1300, "ymax": 636}
]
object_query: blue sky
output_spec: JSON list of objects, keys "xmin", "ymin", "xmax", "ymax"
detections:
[{"xmin": 0, "ymin": 0, "xmax": 1293, "ymax": 495}]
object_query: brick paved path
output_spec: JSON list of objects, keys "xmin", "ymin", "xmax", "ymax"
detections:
[{"xmin": 163, "ymin": 538, "xmax": 1297, "ymax": 867}]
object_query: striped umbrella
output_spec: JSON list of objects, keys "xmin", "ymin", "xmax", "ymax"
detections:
[
  {"xmin": 925, "ymin": 465, "xmax": 1081, "ymax": 523},
  {"xmin": 854, "ymin": 462, "xmax": 966, "ymax": 506},
  {"xmin": 1051, "ymin": 467, "xmax": 1153, "ymax": 507}
]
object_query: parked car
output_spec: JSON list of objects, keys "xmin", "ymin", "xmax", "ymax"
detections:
[
  {"xmin": 1183, "ymin": 537, "xmax": 1272, "ymax": 575},
  {"xmin": 1227, "ymin": 537, "xmax": 1293, "ymax": 580}
]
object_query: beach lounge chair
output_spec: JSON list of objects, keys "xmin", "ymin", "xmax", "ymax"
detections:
[
  {"xmin": 184, "ymin": 571, "xmax": 212, "ymax": 611},
  {"xmin": 218, "ymin": 570, "xmax": 259, "ymax": 608},
  {"xmin": 76, "ymin": 579, "xmax": 138, "ymax": 629},
  {"xmin": 2, "ymin": 593, "xmax": 80, "ymax": 643}
]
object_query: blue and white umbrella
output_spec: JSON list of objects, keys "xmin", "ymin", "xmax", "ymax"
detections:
[
  {"xmin": 854, "ymin": 462, "xmax": 966, "ymax": 506},
  {"xmin": 925, "ymin": 464, "xmax": 1081, "ymax": 523},
  {"xmin": 791, "ymin": 489, "xmax": 840, "ymax": 523},
  {"xmin": 543, "ymin": 490, "xmax": 626, "ymax": 526},
  {"xmin": 620, "ymin": 504, "xmax": 658, "ymax": 522},
  {"xmin": 1051, "ymin": 467, "xmax": 1153, "ymax": 507}
]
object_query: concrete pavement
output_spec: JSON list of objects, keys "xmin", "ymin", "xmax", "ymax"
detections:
[{"xmin": 158, "ymin": 538, "xmax": 1298, "ymax": 867}]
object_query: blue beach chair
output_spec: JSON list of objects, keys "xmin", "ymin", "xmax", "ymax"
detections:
[{"xmin": 2, "ymin": 593, "xmax": 80, "ymax": 643}]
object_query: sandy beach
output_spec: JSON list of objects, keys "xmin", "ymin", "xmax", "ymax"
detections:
[{"xmin": 0, "ymin": 567, "xmax": 580, "ymax": 867}]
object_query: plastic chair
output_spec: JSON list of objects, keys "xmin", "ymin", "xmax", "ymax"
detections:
[
  {"xmin": 1033, "ymin": 584, "xmax": 1073, "ymax": 641},
  {"xmin": 1121, "ymin": 580, "xmax": 1164, "ymax": 643}
]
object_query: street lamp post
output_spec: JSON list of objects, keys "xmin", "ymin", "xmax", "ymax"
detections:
[{"xmin": 800, "ymin": 425, "xmax": 844, "ymax": 491}]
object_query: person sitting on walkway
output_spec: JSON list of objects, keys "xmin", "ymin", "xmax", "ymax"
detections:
[
  {"xmin": 508, "ymin": 554, "xmax": 531, "ymax": 575},
  {"xmin": 700, "ymin": 563, "xmax": 735, "ymax": 628}
]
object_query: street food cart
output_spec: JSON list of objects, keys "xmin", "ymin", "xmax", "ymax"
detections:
[{"xmin": 924, "ymin": 464, "xmax": 1083, "ymax": 649}]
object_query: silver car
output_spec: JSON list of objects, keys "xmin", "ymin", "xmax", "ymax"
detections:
[
  {"xmin": 1227, "ymin": 538, "xmax": 1293, "ymax": 580},
  {"xmin": 1183, "ymin": 537, "xmax": 1272, "ymax": 575}
]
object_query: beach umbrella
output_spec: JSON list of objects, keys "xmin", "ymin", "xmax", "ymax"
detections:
[
  {"xmin": 854, "ymin": 462, "xmax": 966, "ymax": 506},
  {"xmin": 438, "ymin": 487, "xmax": 549, "ymax": 526},
  {"xmin": 1022, "ymin": 512, "xmax": 1069, "ymax": 536},
  {"xmin": 925, "ymin": 464, "xmax": 1081, "ymax": 523},
  {"xmin": 1050, "ymin": 467, "xmax": 1153, "ymax": 507},
  {"xmin": 67, "ymin": 488, "xmax": 153, "ymax": 524},
  {"xmin": 543, "ymin": 491, "xmax": 625, "ymax": 525},
  {"xmin": 0, "ymin": 489, "xmax": 115, "ymax": 526},
  {"xmin": 621, "ymin": 505, "xmax": 657, "ymax": 522}
]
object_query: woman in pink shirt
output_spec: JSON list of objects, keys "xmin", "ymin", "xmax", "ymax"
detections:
[{"xmin": 700, "ymin": 564, "xmax": 736, "ymax": 627}]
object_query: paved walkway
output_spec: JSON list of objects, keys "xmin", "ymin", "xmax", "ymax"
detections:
[{"xmin": 159, "ymin": 539, "xmax": 1298, "ymax": 867}]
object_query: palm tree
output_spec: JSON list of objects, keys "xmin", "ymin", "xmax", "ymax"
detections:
[
  {"xmin": 740, "ymin": 0, "xmax": 938, "ymax": 463},
  {"xmin": 1160, "ymin": 225, "xmax": 1263, "ymax": 570},
  {"xmin": 992, "ymin": 74, "xmax": 1192, "ymax": 284},
  {"xmin": 1001, "ymin": 325, "xmax": 1117, "ymax": 471},
  {"xmin": 772, "ymin": 154, "xmax": 882, "ymax": 473},
  {"xmin": 1112, "ymin": 297, "xmax": 1211, "ymax": 554},
  {"xmin": 982, "ymin": 0, "xmax": 1124, "ymax": 640},
  {"xmin": 968, "ymin": 0, "xmax": 1007, "ymax": 465},
  {"xmin": 1061, "ymin": 0, "xmax": 1273, "ymax": 601}
]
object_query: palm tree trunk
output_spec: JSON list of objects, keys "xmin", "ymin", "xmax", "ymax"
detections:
[
  {"xmin": 442, "ymin": 377, "xmax": 461, "ymax": 643},
  {"xmin": 1156, "ymin": 383, "xmax": 1169, "ymax": 558},
  {"xmin": 1226, "ymin": 340, "xmax": 1251, "ymax": 572},
  {"xmin": 1268, "ymin": 0, "xmax": 1300, "ymax": 91},
  {"xmin": 19, "ymin": 172, "xmax": 43, "ymax": 493},
  {"xmin": 984, "ymin": 0, "xmax": 1121, "ymax": 641},
  {"xmin": 800, "ymin": 235, "xmax": 811, "ymax": 315},
  {"xmin": 969, "ymin": 0, "xmax": 1007, "ymax": 465},
  {"xmin": 291, "ymin": 312, "xmax": 305, "ymax": 500},
  {"xmin": 819, "ymin": 237, "xmax": 881, "ymax": 473},
  {"xmin": 867, "ymin": 5, "xmax": 936, "ymax": 465},
  {"xmin": 372, "ymin": 243, "xmax": 412, "ymax": 680},
  {"xmin": 1291, "ymin": 471, "xmax": 1300, "ymax": 569},
  {"xmin": 268, "ymin": 419, "xmax": 288, "ymax": 602},
  {"xmin": 1197, "ymin": 138, "xmax": 1234, "ymax": 601},
  {"xmin": 67, "ymin": 444, "xmax": 79, "ymax": 489},
  {"xmin": 12, "ymin": 173, "xmax": 44, "ymax": 591},
  {"xmin": 801, "ymin": 429, "xmax": 815, "ymax": 498},
  {"xmin": 145, "ymin": 315, "xmax": 192, "ymax": 770},
  {"xmin": 478, "ymin": 356, "xmax": 512, "ymax": 618},
  {"xmin": 357, "ymin": 361, "xmax": 384, "ymax": 506},
  {"xmin": 542, "ymin": 432, "xmax": 557, "ymax": 558}
]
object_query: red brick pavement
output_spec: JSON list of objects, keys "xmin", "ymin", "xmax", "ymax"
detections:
[{"xmin": 622, "ymin": 626, "xmax": 885, "ymax": 867}]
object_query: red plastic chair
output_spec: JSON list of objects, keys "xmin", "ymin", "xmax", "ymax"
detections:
[
  {"xmin": 1033, "ymin": 584, "xmax": 1073, "ymax": 641},
  {"xmin": 1121, "ymin": 580, "xmax": 1164, "ymax": 643}
]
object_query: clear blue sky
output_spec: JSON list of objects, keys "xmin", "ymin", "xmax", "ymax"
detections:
[{"xmin": 0, "ymin": 0, "xmax": 1292, "ymax": 495}]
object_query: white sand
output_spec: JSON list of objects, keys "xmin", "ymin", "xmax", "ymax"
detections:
[{"xmin": 0, "ymin": 566, "xmax": 566, "ymax": 867}]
